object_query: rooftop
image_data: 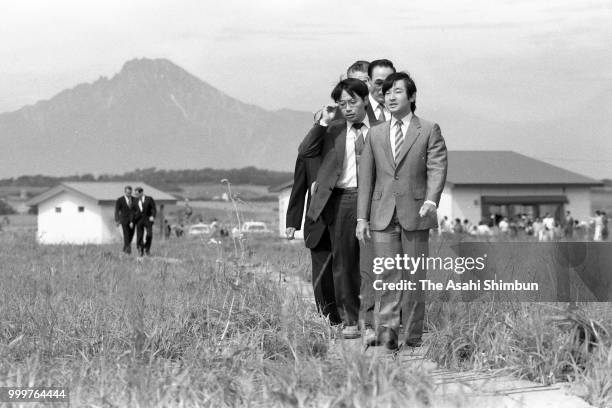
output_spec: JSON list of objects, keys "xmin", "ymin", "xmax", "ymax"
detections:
[{"xmin": 27, "ymin": 182, "xmax": 177, "ymax": 206}]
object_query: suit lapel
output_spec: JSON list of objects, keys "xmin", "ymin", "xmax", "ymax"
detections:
[
  {"xmin": 381, "ymin": 121, "xmax": 395, "ymax": 168},
  {"xmin": 394, "ymin": 115, "xmax": 421, "ymax": 167},
  {"xmin": 366, "ymin": 104, "xmax": 377, "ymax": 123},
  {"xmin": 334, "ymin": 123, "xmax": 348, "ymax": 170}
]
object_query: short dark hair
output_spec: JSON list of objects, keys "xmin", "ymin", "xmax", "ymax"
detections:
[
  {"xmin": 135, "ymin": 187, "xmax": 143, "ymax": 193},
  {"xmin": 346, "ymin": 60, "xmax": 369, "ymax": 76},
  {"xmin": 125, "ymin": 185, "xmax": 132, "ymax": 191},
  {"xmin": 367, "ymin": 59, "xmax": 396, "ymax": 78},
  {"xmin": 330, "ymin": 78, "xmax": 369, "ymax": 102},
  {"xmin": 382, "ymin": 72, "xmax": 417, "ymax": 112}
]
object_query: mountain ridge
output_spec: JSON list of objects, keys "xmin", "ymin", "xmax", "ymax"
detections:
[{"xmin": 0, "ymin": 58, "xmax": 311, "ymax": 178}]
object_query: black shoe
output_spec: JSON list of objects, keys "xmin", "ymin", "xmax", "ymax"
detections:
[{"xmin": 378, "ymin": 327, "xmax": 398, "ymax": 350}]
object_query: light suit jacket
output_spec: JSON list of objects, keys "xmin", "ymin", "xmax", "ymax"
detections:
[{"xmin": 356, "ymin": 115, "xmax": 448, "ymax": 231}]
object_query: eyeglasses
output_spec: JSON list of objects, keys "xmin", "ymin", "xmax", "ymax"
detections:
[{"xmin": 336, "ymin": 99, "xmax": 360, "ymax": 108}]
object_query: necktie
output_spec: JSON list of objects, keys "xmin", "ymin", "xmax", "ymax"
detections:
[
  {"xmin": 394, "ymin": 120, "xmax": 404, "ymax": 163},
  {"xmin": 353, "ymin": 123, "xmax": 365, "ymax": 155},
  {"xmin": 353, "ymin": 123, "xmax": 365, "ymax": 181},
  {"xmin": 377, "ymin": 104, "xmax": 387, "ymax": 122},
  {"xmin": 139, "ymin": 198, "xmax": 143, "ymax": 212}
]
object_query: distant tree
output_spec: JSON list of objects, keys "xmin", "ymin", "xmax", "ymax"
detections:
[{"xmin": 0, "ymin": 167, "xmax": 292, "ymax": 188}]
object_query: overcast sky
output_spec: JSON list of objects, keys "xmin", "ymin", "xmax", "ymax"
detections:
[{"xmin": 2, "ymin": 0, "xmax": 611, "ymax": 178}]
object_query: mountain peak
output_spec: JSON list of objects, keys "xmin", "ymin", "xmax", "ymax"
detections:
[
  {"xmin": 0, "ymin": 58, "xmax": 312, "ymax": 177},
  {"xmin": 118, "ymin": 57, "xmax": 193, "ymax": 82},
  {"xmin": 120, "ymin": 57, "xmax": 178, "ymax": 73}
]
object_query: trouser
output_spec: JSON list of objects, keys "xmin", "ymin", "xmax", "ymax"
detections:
[
  {"xmin": 310, "ymin": 229, "xmax": 341, "ymax": 324},
  {"xmin": 136, "ymin": 221, "xmax": 154, "ymax": 254},
  {"xmin": 120, "ymin": 222, "xmax": 134, "ymax": 253},
  {"xmin": 359, "ymin": 237, "xmax": 375, "ymax": 330},
  {"xmin": 372, "ymin": 213, "xmax": 428, "ymax": 342},
  {"xmin": 327, "ymin": 189, "xmax": 361, "ymax": 325}
]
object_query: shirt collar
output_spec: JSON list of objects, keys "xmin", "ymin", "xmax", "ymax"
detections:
[
  {"xmin": 391, "ymin": 112, "xmax": 413, "ymax": 129},
  {"xmin": 346, "ymin": 115, "xmax": 370, "ymax": 132}
]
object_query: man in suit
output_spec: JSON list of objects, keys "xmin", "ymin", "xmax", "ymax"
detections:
[
  {"xmin": 367, "ymin": 59, "xmax": 396, "ymax": 122},
  {"xmin": 299, "ymin": 78, "xmax": 379, "ymax": 339},
  {"xmin": 356, "ymin": 72, "xmax": 448, "ymax": 350},
  {"xmin": 286, "ymin": 155, "xmax": 341, "ymax": 325},
  {"xmin": 133, "ymin": 186, "xmax": 157, "ymax": 256},
  {"xmin": 114, "ymin": 185, "xmax": 135, "ymax": 254}
]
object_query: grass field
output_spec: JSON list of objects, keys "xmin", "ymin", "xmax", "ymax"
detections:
[{"xmin": 0, "ymin": 226, "xmax": 611, "ymax": 407}]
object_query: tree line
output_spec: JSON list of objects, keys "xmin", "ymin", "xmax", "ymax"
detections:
[{"xmin": 0, "ymin": 167, "xmax": 292, "ymax": 190}]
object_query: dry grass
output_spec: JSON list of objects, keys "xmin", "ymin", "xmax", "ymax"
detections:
[
  {"xmin": 0, "ymin": 231, "xmax": 433, "ymax": 407},
  {"xmin": 425, "ymin": 301, "xmax": 612, "ymax": 407},
  {"xmin": 2, "ymin": 219, "xmax": 611, "ymax": 407}
]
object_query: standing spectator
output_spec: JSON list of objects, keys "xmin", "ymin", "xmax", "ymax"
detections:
[
  {"xmin": 564, "ymin": 211, "xmax": 574, "ymax": 239},
  {"xmin": 476, "ymin": 220, "xmax": 492, "ymax": 236},
  {"xmin": 533, "ymin": 217, "xmax": 544, "ymax": 241},
  {"xmin": 463, "ymin": 219, "xmax": 471, "ymax": 234},
  {"xmin": 593, "ymin": 211, "xmax": 604, "ymax": 241},
  {"xmin": 164, "ymin": 219, "xmax": 172, "ymax": 239},
  {"xmin": 184, "ymin": 198, "xmax": 193, "ymax": 223},
  {"xmin": 602, "ymin": 211, "xmax": 608, "ymax": 240},
  {"xmin": 542, "ymin": 213, "xmax": 555, "ymax": 241},
  {"xmin": 498, "ymin": 217, "xmax": 509, "ymax": 235},
  {"xmin": 452, "ymin": 218, "xmax": 464, "ymax": 234}
]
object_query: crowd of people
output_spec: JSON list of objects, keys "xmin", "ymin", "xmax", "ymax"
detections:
[{"xmin": 437, "ymin": 210, "xmax": 609, "ymax": 241}]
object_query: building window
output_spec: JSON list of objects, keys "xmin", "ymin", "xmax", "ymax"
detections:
[
  {"xmin": 78, "ymin": 206, "xmax": 85, "ymax": 213},
  {"xmin": 55, "ymin": 207, "xmax": 61, "ymax": 213}
]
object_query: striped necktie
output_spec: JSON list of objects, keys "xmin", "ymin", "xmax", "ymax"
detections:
[{"xmin": 394, "ymin": 120, "xmax": 404, "ymax": 163}]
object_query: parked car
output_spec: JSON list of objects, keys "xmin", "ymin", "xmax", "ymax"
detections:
[
  {"xmin": 241, "ymin": 221, "xmax": 269, "ymax": 234},
  {"xmin": 188, "ymin": 223, "xmax": 212, "ymax": 236}
]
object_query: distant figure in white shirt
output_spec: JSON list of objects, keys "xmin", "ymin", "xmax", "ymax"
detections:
[
  {"xmin": 542, "ymin": 213, "xmax": 555, "ymax": 241},
  {"xmin": 498, "ymin": 217, "xmax": 509, "ymax": 235}
]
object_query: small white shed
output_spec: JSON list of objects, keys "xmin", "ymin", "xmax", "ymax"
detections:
[{"xmin": 27, "ymin": 182, "xmax": 177, "ymax": 244}]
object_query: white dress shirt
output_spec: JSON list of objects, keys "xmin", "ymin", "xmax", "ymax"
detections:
[
  {"xmin": 368, "ymin": 94, "xmax": 390, "ymax": 121},
  {"xmin": 336, "ymin": 116, "xmax": 371, "ymax": 188}
]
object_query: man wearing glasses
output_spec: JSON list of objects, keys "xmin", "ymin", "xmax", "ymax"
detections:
[{"xmin": 298, "ymin": 78, "xmax": 380, "ymax": 340}]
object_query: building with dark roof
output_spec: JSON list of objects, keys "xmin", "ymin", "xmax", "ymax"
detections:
[
  {"xmin": 271, "ymin": 151, "xmax": 602, "ymax": 237},
  {"xmin": 27, "ymin": 182, "xmax": 177, "ymax": 244}
]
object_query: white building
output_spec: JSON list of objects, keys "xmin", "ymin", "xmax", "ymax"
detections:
[
  {"xmin": 27, "ymin": 182, "xmax": 176, "ymax": 244},
  {"xmin": 438, "ymin": 151, "xmax": 601, "ymax": 224},
  {"xmin": 271, "ymin": 151, "xmax": 602, "ymax": 237},
  {"xmin": 270, "ymin": 180, "xmax": 305, "ymax": 239}
]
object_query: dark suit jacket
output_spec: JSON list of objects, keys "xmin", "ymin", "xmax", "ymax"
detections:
[
  {"xmin": 133, "ymin": 195, "xmax": 157, "ymax": 224},
  {"xmin": 114, "ymin": 195, "xmax": 134, "ymax": 224},
  {"xmin": 286, "ymin": 156, "xmax": 327, "ymax": 248},
  {"xmin": 298, "ymin": 117, "xmax": 380, "ymax": 223},
  {"xmin": 357, "ymin": 115, "xmax": 448, "ymax": 231},
  {"xmin": 365, "ymin": 103, "xmax": 379, "ymax": 123}
]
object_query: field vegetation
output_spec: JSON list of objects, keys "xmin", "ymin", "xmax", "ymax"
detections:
[{"xmin": 0, "ymin": 220, "xmax": 611, "ymax": 407}]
